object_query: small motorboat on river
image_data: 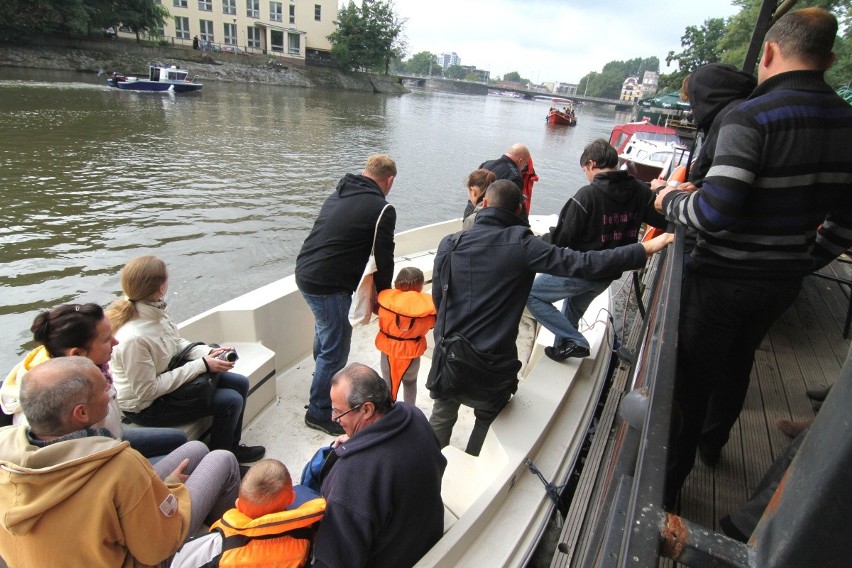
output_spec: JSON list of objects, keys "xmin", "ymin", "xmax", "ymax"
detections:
[
  {"xmin": 107, "ymin": 64, "xmax": 202, "ymax": 93},
  {"xmin": 547, "ymin": 106, "xmax": 577, "ymax": 126}
]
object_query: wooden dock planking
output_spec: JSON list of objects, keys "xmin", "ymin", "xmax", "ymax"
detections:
[{"xmin": 552, "ymin": 261, "xmax": 850, "ymax": 567}]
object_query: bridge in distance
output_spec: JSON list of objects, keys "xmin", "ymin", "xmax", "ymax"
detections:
[{"xmin": 396, "ymin": 75, "xmax": 635, "ymax": 110}]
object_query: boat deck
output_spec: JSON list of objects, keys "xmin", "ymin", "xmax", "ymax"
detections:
[
  {"xmin": 670, "ymin": 261, "xmax": 851, "ymax": 555},
  {"xmin": 555, "ymin": 258, "xmax": 852, "ymax": 567}
]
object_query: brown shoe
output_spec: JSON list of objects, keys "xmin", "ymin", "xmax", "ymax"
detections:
[{"xmin": 776, "ymin": 419, "xmax": 812, "ymax": 439}]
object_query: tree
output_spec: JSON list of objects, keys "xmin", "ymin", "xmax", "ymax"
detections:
[
  {"xmin": 328, "ymin": 0, "xmax": 406, "ymax": 74},
  {"xmin": 503, "ymin": 71, "xmax": 523, "ymax": 82},
  {"xmin": 0, "ymin": 0, "xmax": 168, "ymax": 41},
  {"xmin": 406, "ymin": 51, "xmax": 439, "ymax": 75},
  {"xmin": 577, "ymin": 57, "xmax": 659, "ymax": 98},
  {"xmin": 114, "ymin": 0, "xmax": 170, "ymax": 41},
  {"xmin": 445, "ymin": 64, "xmax": 466, "ymax": 79},
  {"xmin": 666, "ymin": 17, "xmax": 727, "ymax": 72}
]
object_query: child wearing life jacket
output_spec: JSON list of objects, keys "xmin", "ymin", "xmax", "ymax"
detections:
[
  {"xmin": 171, "ymin": 459, "xmax": 325, "ymax": 568},
  {"xmin": 375, "ymin": 267, "xmax": 437, "ymax": 404}
]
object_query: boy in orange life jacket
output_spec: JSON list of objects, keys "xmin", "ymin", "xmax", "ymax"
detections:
[
  {"xmin": 375, "ymin": 267, "xmax": 437, "ymax": 404},
  {"xmin": 207, "ymin": 459, "xmax": 325, "ymax": 567}
]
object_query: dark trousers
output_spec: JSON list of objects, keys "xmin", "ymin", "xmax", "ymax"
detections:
[
  {"xmin": 429, "ymin": 391, "xmax": 511, "ymax": 456},
  {"xmin": 125, "ymin": 371, "xmax": 249, "ymax": 451},
  {"xmin": 665, "ymin": 272, "xmax": 802, "ymax": 506}
]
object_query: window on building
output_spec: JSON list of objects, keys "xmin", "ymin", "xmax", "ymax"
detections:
[
  {"xmin": 173, "ymin": 0, "xmax": 188, "ymax": 7},
  {"xmin": 270, "ymin": 2, "xmax": 283, "ymax": 22},
  {"xmin": 270, "ymin": 30, "xmax": 284, "ymax": 52},
  {"xmin": 199, "ymin": 19, "xmax": 214, "ymax": 42},
  {"xmin": 198, "ymin": 0, "xmax": 212, "ymax": 11},
  {"xmin": 224, "ymin": 22, "xmax": 237, "ymax": 45},
  {"xmin": 247, "ymin": 27, "xmax": 261, "ymax": 49},
  {"xmin": 247, "ymin": 0, "xmax": 259, "ymax": 18},
  {"xmin": 175, "ymin": 16, "xmax": 190, "ymax": 39},
  {"xmin": 314, "ymin": 4, "xmax": 321, "ymax": 20},
  {"xmin": 222, "ymin": 0, "xmax": 236, "ymax": 15},
  {"xmin": 288, "ymin": 33, "xmax": 300, "ymax": 55},
  {"xmin": 289, "ymin": 5, "xmax": 295, "ymax": 24}
]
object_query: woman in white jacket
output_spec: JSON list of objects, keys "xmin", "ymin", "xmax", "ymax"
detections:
[{"xmin": 107, "ymin": 255, "xmax": 265, "ymax": 464}]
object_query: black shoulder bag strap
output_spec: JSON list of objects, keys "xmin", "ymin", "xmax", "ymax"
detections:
[{"xmin": 436, "ymin": 230, "xmax": 463, "ymax": 341}]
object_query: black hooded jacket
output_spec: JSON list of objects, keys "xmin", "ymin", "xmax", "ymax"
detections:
[
  {"xmin": 687, "ymin": 63, "xmax": 757, "ymax": 183},
  {"xmin": 296, "ymin": 173, "xmax": 396, "ymax": 295},
  {"xmin": 548, "ymin": 170, "xmax": 666, "ymax": 253}
]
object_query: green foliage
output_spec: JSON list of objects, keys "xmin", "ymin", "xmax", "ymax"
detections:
[
  {"xmin": 503, "ymin": 70, "xmax": 525, "ymax": 83},
  {"xmin": 328, "ymin": 0, "xmax": 406, "ymax": 74},
  {"xmin": 445, "ymin": 64, "xmax": 466, "ymax": 79},
  {"xmin": 0, "ymin": 0, "xmax": 167, "ymax": 41},
  {"xmin": 405, "ymin": 50, "xmax": 439, "ymax": 75},
  {"xmin": 666, "ymin": 18, "xmax": 727, "ymax": 72},
  {"xmin": 577, "ymin": 57, "xmax": 659, "ymax": 98}
]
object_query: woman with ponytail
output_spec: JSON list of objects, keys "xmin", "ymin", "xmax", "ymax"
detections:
[
  {"xmin": 0, "ymin": 302, "xmax": 187, "ymax": 458},
  {"xmin": 107, "ymin": 255, "xmax": 265, "ymax": 464}
]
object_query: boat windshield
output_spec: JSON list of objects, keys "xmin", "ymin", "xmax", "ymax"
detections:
[
  {"xmin": 634, "ymin": 131, "xmax": 676, "ymax": 144},
  {"xmin": 167, "ymin": 70, "xmax": 188, "ymax": 81}
]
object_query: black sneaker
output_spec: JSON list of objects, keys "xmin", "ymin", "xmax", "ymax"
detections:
[
  {"xmin": 545, "ymin": 342, "xmax": 590, "ymax": 362},
  {"xmin": 232, "ymin": 444, "xmax": 266, "ymax": 463},
  {"xmin": 305, "ymin": 412, "xmax": 345, "ymax": 436}
]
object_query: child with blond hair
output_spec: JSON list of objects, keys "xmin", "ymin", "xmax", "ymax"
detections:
[
  {"xmin": 375, "ymin": 267, "xmax": 436, "ymax": 404},
  {"xmin": 172, "ymin": 459, "xmax": 325, "ymax": 568}
]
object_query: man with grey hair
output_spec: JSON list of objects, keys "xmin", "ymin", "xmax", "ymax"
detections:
[
  {"xmin": 0, "ymin": 356, "xmax": 239, "ymax": 567},
  {"xmin": 312, "ymin": 363, "xmax": 446, "ymax": 568},
  {"xmin": 655, "ymin": 7, "xmax": 852, "ymax": 507},
  {"xmin": 297, "ymin": 154, "xmax": 398, "ymax": 436}
]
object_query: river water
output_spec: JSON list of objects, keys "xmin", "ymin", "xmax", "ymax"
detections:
[{"xmin": 0, "ymin": 67, "xmax": 630, "ymax": 372}]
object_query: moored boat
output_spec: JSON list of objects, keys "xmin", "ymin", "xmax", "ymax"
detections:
[
  {"xmin": 174, "ymin": 215, "xmax": 616, "ymax": 566},
  {"xmin": 107, "ymin": 64, "xmax": 202, "ymax": 93}
]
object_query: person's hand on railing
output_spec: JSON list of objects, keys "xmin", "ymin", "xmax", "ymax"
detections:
[
  {"xmin": 654, "ymin": 182, "xmax": 698, "ymax": 213},
  {"xmin": 641, "ymin": 232, "xmax": 674, "ymax": 257}
]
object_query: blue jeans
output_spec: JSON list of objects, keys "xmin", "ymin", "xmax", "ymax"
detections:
[
  {"xmin": 301, "ymin": 291, "xmax": 352, "ymax": 422},
  {"xmin": 125, "ymin": 371, "xmax": 248, "ymax": 452},
  {"xmin": 526, "ymin": 274, "xmax": 611, "ymax": 350},
  {"xmin": 122, "ymin": 426, "xmax": 187, "ymax": 459}
]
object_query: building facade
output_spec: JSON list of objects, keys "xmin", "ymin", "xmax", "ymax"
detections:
[
  {"xmin": 438, "ymin": 52, "xmax": 461, "ymax": 70},
  {"xmin": 620, "ymin": 76, "xmax": 641, "ymax": 102},
  {"xmin": 122, "ymin": 0, "xmax": 337, "ymax": 62}
]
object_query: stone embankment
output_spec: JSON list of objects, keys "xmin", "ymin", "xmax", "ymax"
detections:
[{"xmin": 0, "ymin": 39, "xmax": 408, "ymax": 94}]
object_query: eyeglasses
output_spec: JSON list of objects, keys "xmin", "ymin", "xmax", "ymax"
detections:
[{"xmin": 332, "ymin": 403, "xmax": 363, "ymax": 423}]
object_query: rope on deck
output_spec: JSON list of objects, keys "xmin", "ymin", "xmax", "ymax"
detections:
[{"xmin": 525, "ymin": 458, "xmax": 565, "ymax": 506}]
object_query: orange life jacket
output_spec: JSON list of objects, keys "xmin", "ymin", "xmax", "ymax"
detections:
[
  {"xmin": 375, "ymin": 289, "xmax": 436, "ymax": 399},
  {"xmin": 375, "ymin": 289, "xmax": 436, "ymax": 360},
  {"xmin": 209, "ymin": 498, "xmax": 326, "ymax": 567}
]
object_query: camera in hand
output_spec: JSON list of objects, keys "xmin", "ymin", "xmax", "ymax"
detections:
[{"xmin": 215, "ymin": 348, "xmax": 239, "ymax": 363}]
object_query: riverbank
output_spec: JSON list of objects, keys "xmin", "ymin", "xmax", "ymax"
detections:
[{"xmin": 0, "ymin": 38, "xmax": 408, "ymax": 94}]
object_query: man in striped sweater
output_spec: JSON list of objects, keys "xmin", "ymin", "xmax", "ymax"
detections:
[{"xmin": 655, "ymin": 7, "xmax": 852, "ymax": 507}]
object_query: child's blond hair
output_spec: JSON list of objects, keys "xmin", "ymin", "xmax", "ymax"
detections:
[{"xmin": 236, "ymin": 459, "xmax": 295, "ymax": 518}]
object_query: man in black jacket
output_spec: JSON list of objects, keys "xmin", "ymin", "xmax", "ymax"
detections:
[
  {"xmin": 428, "ymin": 180, "xmax": 671, "ymax": 455},
  {"xmin": 527, "ymin": 139, "xmax": 666, "ymax": 361},
  {"xmin": 296, "ymin": 155, "xmax": 397, "ymax": 435}
]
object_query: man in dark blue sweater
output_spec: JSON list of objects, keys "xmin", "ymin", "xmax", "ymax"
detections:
[
  {"xmin": 313, "ymin": 363, "xmax": 446, "ymax": 568},
  {"xmin": 656, "ymin": 7, "xmax": 852, "ymax": 507}
]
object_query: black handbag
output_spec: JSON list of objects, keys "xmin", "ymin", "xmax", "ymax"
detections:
[
  {"xmin": 427, "ymin": 333, "xmax": 520, "ymax": 402},
  {"xmin": 162, "ymin": 342, "xmax": 220, "ymax": 409},
  {"xmin": 426, "ymin": 232, "xmax": 520, "ymax": 403}
]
